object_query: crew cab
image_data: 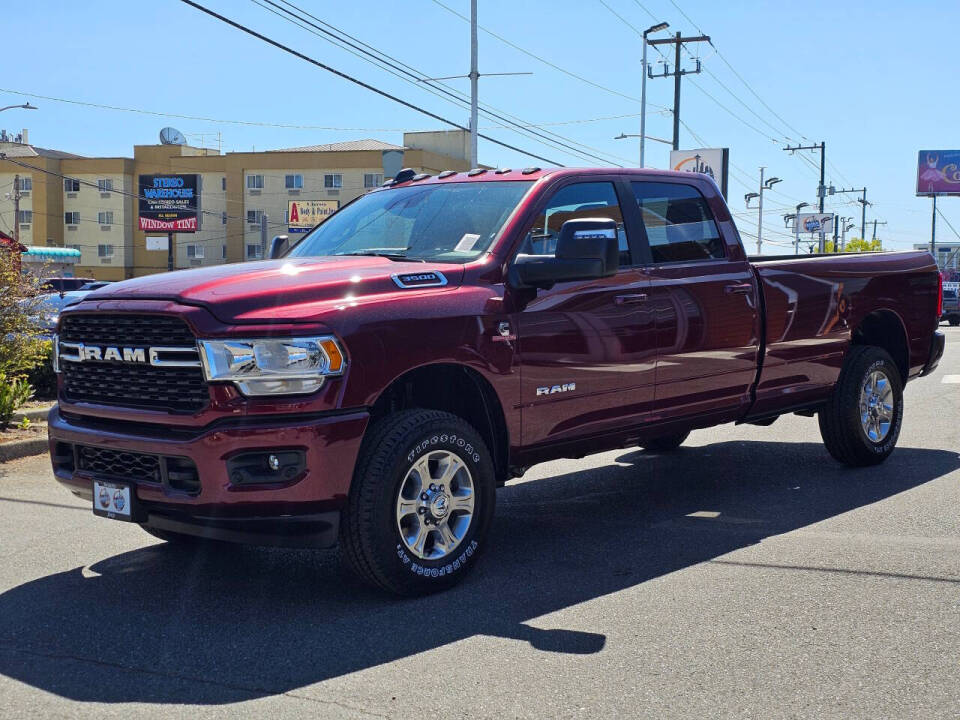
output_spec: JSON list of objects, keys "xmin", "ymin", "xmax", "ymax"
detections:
[{"xmin": 48, "ymin": 167, "xmax": 945, "ymax": 595}]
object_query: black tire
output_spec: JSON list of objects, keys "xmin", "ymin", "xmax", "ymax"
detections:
[
  {"xmin": 640, "ymin": 431, "xmax": 690, "ymax": 452},
  {"xmin": 949, "ymin": 317, "xmax": 959, "ymax": 327},
  {"xmin": 818, "ymin": 345, "xmax": 903, "ymax": 467},
  {"xmin": 340, "ymin": 409, "xmax": 496, "ymax": 596}
]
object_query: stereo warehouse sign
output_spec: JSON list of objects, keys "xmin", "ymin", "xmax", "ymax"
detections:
[{"xmin": 138, "ymin": 174, "xmax": 199, "ymax": 232}]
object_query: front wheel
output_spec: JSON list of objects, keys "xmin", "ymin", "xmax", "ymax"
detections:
[
  {"xmin": 949, "ymin": 317, "xmax": 959, "ymax": 327},
  {"xmin": 340, "ymin": 409, "xmax": 496, "ymax": 596},
  {"xmin": 818, "ymin": 345, "xmax": 903, "ymax": 466}
]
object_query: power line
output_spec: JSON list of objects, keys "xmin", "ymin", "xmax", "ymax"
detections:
[
  {"xmin": 428, "ymin": 0, "xmax": 667, "ymax": 110},
  {"xmin": 179, "ymin": 0, "xmax": 564, "ymax": 166},
  {"xmin": 256, "ymin": 0, "xmax": 628, "ymax": 167}
]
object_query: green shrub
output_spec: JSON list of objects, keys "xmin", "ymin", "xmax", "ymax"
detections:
[
  {"xmin": 26, "ymin": 341, "xmax": 57, "ymax": 400},
  {"xmin": 0, "ymin": 373, "xmax": 34, "ymax": 429}
]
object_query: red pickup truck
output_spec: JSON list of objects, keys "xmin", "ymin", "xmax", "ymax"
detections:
[{"xmin": 48, "ymin": 167, "xmax": 944, "ymax": 595}]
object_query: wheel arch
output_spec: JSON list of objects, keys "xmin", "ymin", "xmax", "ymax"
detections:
[
  {"xmin": 368, "ymin": 363, "xmax": 511, "ymax": 483},
  {"xmin": 851, "ymin": 308, "xmax": 909, "ymax": 383}
]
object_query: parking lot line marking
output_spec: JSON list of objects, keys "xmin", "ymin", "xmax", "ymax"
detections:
[{"xmin": 942, "ymin": 375, "xmax": 960, "ymax": 384}]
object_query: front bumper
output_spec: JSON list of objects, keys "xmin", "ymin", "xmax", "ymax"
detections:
[
  {"xmin": 47, "ymin": 406, "xmax": 369, "ymax": 548},
  {"xmin": 921, "ymin": 330, "xmax": 945, "ymax": 377}
]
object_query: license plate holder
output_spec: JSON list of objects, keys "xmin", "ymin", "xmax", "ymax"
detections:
[{"xmin": 92, "ymin": 480, "xmax": 138, "ymax": 522}]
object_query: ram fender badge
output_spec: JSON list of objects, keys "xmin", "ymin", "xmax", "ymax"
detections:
[{"xmin": 536, "ymin": 383, "xmax": 576, "ymax": 397}]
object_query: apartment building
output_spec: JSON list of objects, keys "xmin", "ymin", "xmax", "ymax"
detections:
[{"xmin": 0, "ymin": 129, "xmax": 474, "ymax": 279}]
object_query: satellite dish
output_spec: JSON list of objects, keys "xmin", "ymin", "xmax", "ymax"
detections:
[{"xmin": 159, "ymin": 127, "xmax": 187, "ymax": 145}]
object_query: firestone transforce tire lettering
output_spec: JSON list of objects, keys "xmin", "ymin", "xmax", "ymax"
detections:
[
  {"xmin": 339, "ymin": 409, "xmax": 496, "ymax": 596},
  {"xmin": 639, "ymin": 431, "xmax": 690, "ymax": 452},
  {"xmin": 818, "ymin": 345, "xmax": 903, "ymax": 467}
]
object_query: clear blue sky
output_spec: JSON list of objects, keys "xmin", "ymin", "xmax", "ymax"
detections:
[{"xmin": 3, "ymin": 0, "xmax": 956, "ymax": 252}]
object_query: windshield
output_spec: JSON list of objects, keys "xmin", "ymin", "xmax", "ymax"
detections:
[{"xmin": 287, "ymin": 180, "xmax": 532, "ymax": 263}]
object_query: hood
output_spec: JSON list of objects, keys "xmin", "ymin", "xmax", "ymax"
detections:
[{"xmin": 87, "ymin": 256, "xmax": 464, "ymax": 323}]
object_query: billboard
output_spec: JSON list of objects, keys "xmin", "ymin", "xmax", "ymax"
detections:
[
  {"xmin": 288, "ymin": 200, "xmax": 339, "ymax": 233},
  {"xmin": 794, "ymin": 213, "xmax": 834, "ymax": 235},
  {"xmin": 669, "ymin": 148, "xmax": 729, "ymax": 199},
  {"xmin": 138, "ymin": 174, "xmax": 199, "ymax": 232},
  {"xmin": 917, "ymin": 150, "xmax": 960, "ymax": 196}
]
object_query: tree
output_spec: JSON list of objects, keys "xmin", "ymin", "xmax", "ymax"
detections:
[
  {"xmin": 0, "ymin": 249, "xmax": 46, "ymax": 377},
  {"xmin": 822, "ymin": 237, "xmax": 883, "ymax": 253}
]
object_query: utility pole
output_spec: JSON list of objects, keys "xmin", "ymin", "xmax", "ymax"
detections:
[
  {"xmin": 12, "ymin": 173, "xmax": 20, "ymax": 245},
  {"xmin": 648, "ymin": 32, "xmax": 710, "ymax": 150},
  {"xmin": 783, "ymin": 142, "xmax": 826, "ymax": 214},
  {"xmin": 870, "ymin": 219, "xmax": 887, "ymax": 249},
  {"xmin": 469, "ymin": 0, "xmax": 478, "ymax": 168},
  {"xmin": 931, "ymin": 195, "xmax": 937, "ymax": 255},
  {"xmin": 639, "ymin": 21, "xmax": 669, "ymax": 167},
  {"xmin": 260, "ymin": 213, "xmax": 269, "ymax": 259},
  {"xmin": 167, "ymin": 232, "xmax": 174, "ymax": 272},
  {"xmin": 830, "ymin": 186, "xmax": 869, "ymax": 241},
  {"xmin": 744, "ymin": 168, "xmax": 782, "ymax": 255}
]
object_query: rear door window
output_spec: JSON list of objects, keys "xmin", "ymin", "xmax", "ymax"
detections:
[{"xmin": 631, "ymin": 181, "xmax": 724, "ymax": 263}]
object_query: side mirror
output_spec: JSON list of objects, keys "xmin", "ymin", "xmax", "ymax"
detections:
[
  {"xmin": 509, "ymin": 218, "xmax": 619, "ymax": 289},
  {"xmin": 269, "ymin": 234, "xmax": 289, "ymax": 259}
]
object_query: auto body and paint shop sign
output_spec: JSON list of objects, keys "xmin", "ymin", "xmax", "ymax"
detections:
[
  {"xmin": 288, "ymin": 200, "xmax": 339, "ymax": 233},
  {"xmin": 138, "ymin": 174, "xmax": 199, "ymax": 232}
]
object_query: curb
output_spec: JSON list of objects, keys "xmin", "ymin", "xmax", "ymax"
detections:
[
  {"xmin": 0, "ymin": 438, "xmax": 48, "ymax": 463},
  {"xmin": 12, "ymin": 404, "xmax": 56, "ymax": 424}
]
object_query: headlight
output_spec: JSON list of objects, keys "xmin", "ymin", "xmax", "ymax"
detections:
[{"xmin": 198, "ymin": 336, "xmax": 345, "ymax": 396}]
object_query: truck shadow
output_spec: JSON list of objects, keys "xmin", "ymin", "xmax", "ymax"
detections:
[{"xmin": 0, "ymin": 441, "xmax": 956, "ymax": 705}]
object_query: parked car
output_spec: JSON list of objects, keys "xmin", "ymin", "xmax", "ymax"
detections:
[
  {"xmin": 77, "ymin": 281, "xmax": 113, "ymax": 291},
  {"xmin": 48, "ymin": 167, "xmax": 944, "ymax": 595},
  {"xmin": 41, "ymin": 277, "xmax": 95, "ymax": 293},
  {"xmin": 941, "ymin": 283, "xmax": 959, "ymax": 325},
  {"xmin": 27, "ymin": 291, "xmax": 90, "ymax": 337}
]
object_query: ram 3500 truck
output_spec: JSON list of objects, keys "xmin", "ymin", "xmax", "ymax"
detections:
[{"xmin": 48, "ymin": 167, "xmax": 944, "ymax": 595}]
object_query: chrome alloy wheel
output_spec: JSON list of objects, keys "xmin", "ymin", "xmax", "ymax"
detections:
[
  {"xmin": 860, "ymin": 369, "xmax": 894, "ymax": 442},
  {"xmin": 395, "ymin": 450, "xmax": 475, "ymax": 560}
]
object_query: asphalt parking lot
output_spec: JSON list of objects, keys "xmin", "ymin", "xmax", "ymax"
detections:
[{"xmin": 1, "ymin": 327, "xmax": 959, "ymax": 719}]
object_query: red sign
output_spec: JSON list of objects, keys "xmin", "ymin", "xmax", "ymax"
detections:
[{"xmin": 138, "ymin": 216, "xmax": 198, "ymax": 232}]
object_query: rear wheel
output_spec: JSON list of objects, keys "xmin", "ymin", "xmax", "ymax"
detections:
[
  {"xmin": 640, "ymin": 431, "xmax": 690, "ymax": 452},
  {"xmin": 340, "ymin": 409, "xmax": 496, "ymax": 596},
  {"xmin": 818, "ymin": 345, "xmax": 903, "ymax": 466}
]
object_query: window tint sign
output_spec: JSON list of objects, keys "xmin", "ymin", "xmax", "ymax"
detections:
[
  {"xmin": 917, "ymin": 150, "xmax": 960, "ymax": 196},
  {"xmin": 288, "ymin": 200, "xmax": 339, "ymax": 233},
  {"xmin": 138, "ymin": 174, "xmax": 199, "ymax": 232}
]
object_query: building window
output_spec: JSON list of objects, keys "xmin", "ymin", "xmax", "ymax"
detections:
[
  {"xmin": 97, "ymin": 178, "xmax": 113, "ymax": 192},
  {"xmin": 222, "ymin": 244, "xmax": 228, "ymax": 259},
  {"xmin": 98, "ymin": 244, "xmax": 114, "ymax": 257},
  {"xmin": 364, "ymin": 173, "xmax": 383, "ymax": 188},
  {"xmin": 67, "ymin": 244, "xmax": 81, "ymax": 252},
  {"xmin": 17, "ymin": 210, "xmax": 32, "ymax": 224},
  {"xmin": 17, "ymin": 177, "xmax": 32, "ymax": 192},
  {"xmin": 64, "ymin": 178, "xmax": 81, "ymax": 192},
  {"xmin": 65, "ymin": 211, "xmax": 80, "ymax": 225},
  {"xmin": 246, "ymin": 174, "xmax": 264, "ymax": 190},
  {"xmin": 324, "ymin": 173, "xmax": 343, "ymax": 189},
  {"xmin": 97, "ymin": 211, "xmax": 114, "ymax": 225},
  {"xmin": 247, "ymin": 209, "xmax": 264, "ymax": 225},
  {"xmin": 187, "ymin": 244, "xmax": 205, "ymax": 259},
  {"xmin": 221, "ymin": 211, "xmax": 227, "ymax": 225},
  {"xmin": 221, "ymin": 176, "xmax": 227, "ymax": 191},
  {"xmin": 285, "ymin": 174, "xmax": 303, "ymax": 190},
  {"xmin": 246, "ymin": 244, "xmax": 262, "ymax": 259}
]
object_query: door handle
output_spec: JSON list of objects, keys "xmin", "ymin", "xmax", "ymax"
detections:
[
  {"xmin": 615, "ymin": 293, "xmax": 648, "ymax": 305},
  {"xmin": 724, "ymin": 283, "xmax": 753, "ymax": 295}
]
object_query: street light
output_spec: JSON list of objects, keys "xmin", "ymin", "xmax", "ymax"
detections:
[
  {"xmin": 744, "ymin": 192, "xmax": 760, "ymax": 205},
  {"xmin": 639, "ymin": 21, "xmax": 669, "ymax": 168},
  {"xmin": 791, "ymin": 202, "xmax": 810, "ymax": 255},
  {"xmin": 0, "ymin": 102, "xmax": 37, "ymax": 113},
  {"xmin": 765, "ymin": 177, "xmax": 782, "ymax": 189}
]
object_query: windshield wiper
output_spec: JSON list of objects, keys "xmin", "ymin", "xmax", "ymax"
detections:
[{"xmin": 333, "ymin": 249, "xmax": 425, "ymax": 262}]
